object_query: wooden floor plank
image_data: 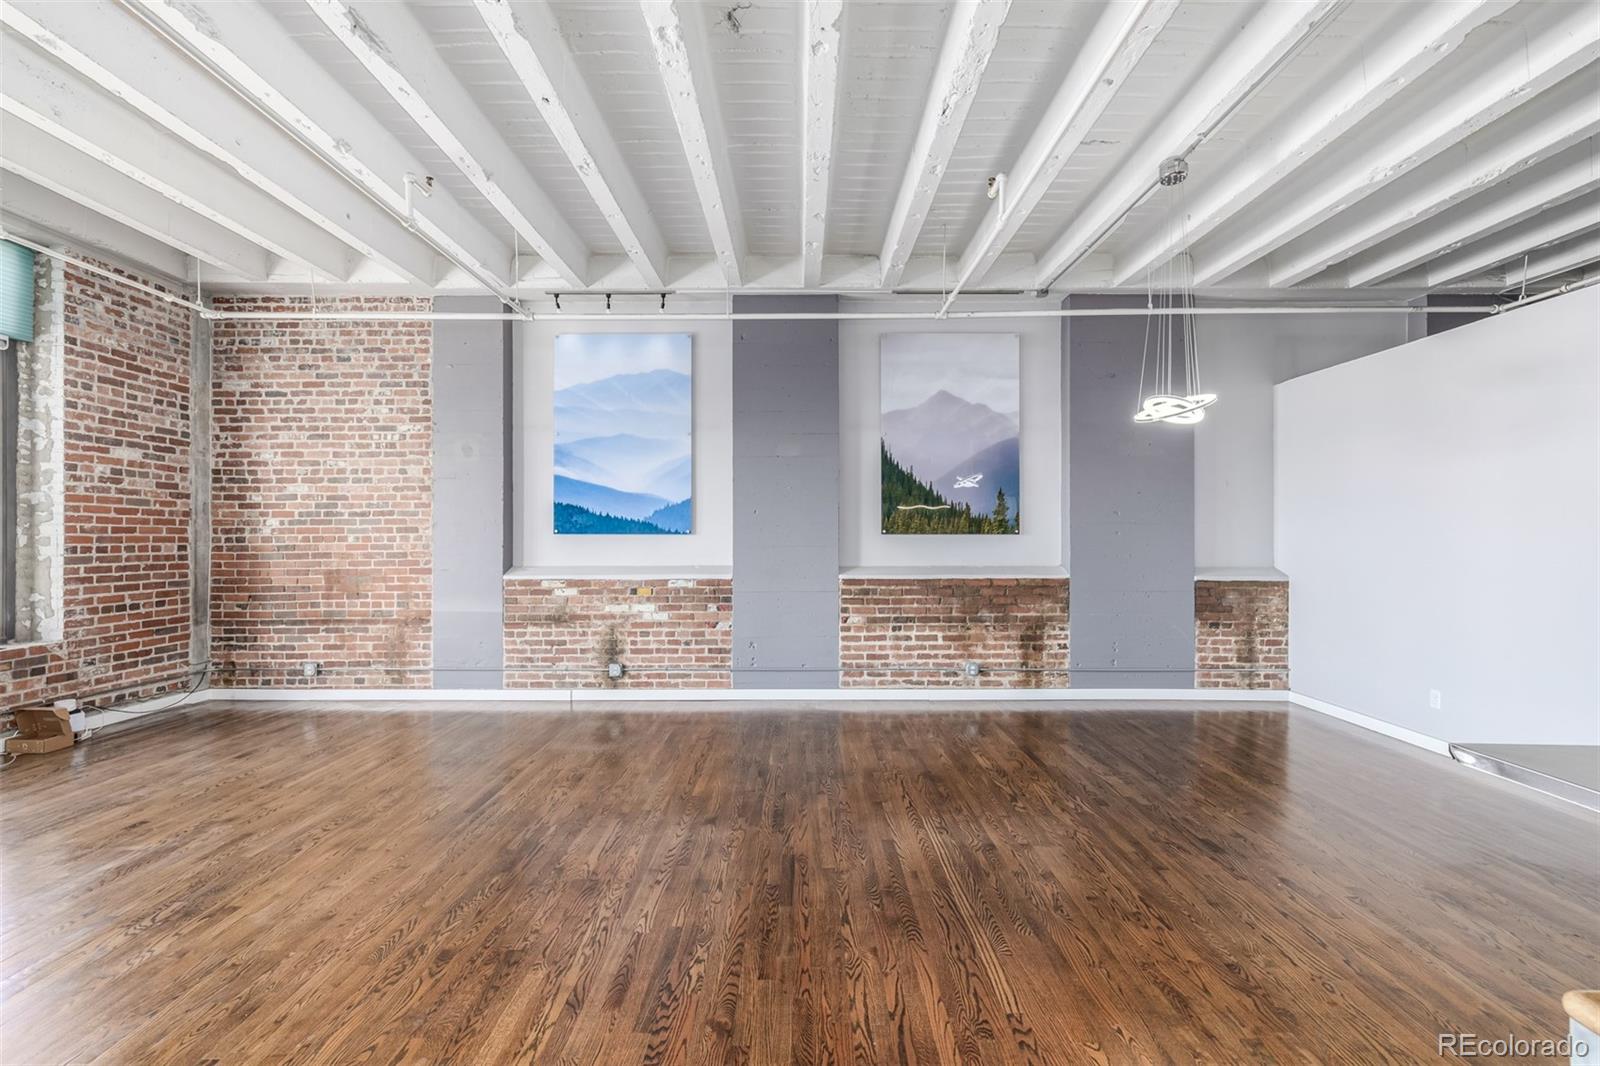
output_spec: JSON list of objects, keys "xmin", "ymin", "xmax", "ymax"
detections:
[{"xmin": 1, "ymin": 702, "xmax": 1595, "ymax": 1064}]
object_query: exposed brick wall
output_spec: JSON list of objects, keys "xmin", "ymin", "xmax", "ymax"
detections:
[
  {"xmin": 1195, "ymin": 580, "xmax": 1289, "ymax": 689},
  {"xmin": 504, "ymin": 577, "xmax": 732, "ymax": 688},
  {"xmin": 0, "ymin": 642, "xmax": 69, "ymax": 715},
  {"xmin": 840, "ymin": 577, "xmax": 1069, "ymax": 687},
  {"xmin": 2, "ymin": 261, "xmax": 194, "ymax": 716},
  {"xmin": 209, "ymin": 297, "xmax": 431, "ymax": 688}
]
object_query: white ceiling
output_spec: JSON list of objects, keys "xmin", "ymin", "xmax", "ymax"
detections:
[{"xmin": 0, "ymin": 0, "xmax": 1596, "ymax": 301}]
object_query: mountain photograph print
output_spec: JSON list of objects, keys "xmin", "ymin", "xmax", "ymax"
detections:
[
  {"xmin": 553, "ymin": 333, "xmax": 692, "ymax": 534},
  {"xmin": 881, "ymin": 333, "xmax": 1020, "ymax": 535}
]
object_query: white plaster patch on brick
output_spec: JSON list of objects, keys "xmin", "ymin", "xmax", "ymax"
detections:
[
  {"xmin": 14, "ymin": 254, "xmax": 66, "ymax": 643},
  {"xmin": 604, "ymin": 602, "xmax": 658, "ymax": 615}
]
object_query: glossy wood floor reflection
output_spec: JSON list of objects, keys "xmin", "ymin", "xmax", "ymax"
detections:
[{"xmin": 3, "ymin": 703, "xmax": 1597, "ymax": 1064}]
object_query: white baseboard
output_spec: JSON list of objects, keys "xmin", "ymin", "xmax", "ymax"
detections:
[
  {"xmin": 71, "ymin": 686, "xmax": 1443, "ymax": 764},
  {"xmin": 199, "ymin": 685, "xmax": 1288, "ymax": 705},
  {"xmin": 73, "ymin": 685, "xmax": 1448, "ymax": 763},
  {"xmin": 77, "ymin": 689, "xmax": 208, "ymax": 734},
  {"xmin": 1287, "ymin": 691, "xmax": 1452, "ymax": 756}
]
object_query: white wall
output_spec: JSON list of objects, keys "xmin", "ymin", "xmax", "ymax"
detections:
[
  {"xmin": 1193, "ymin": 313, "xmax": 1407, "ymax": 569},
  {"xmin": 839, "ymin": 305, "xmax": 1064, "ymax": 570},
  {"xmin": 512, "ymin": 314, "xmax": 734, "ymax": 569},
  {"xmin": 1276, "ymin": 288, "xmax": 1599, "ymax": 744}
]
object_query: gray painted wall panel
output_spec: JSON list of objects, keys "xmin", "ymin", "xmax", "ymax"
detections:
[
  {"xmin": 1067, "ymin": 295, "xmax": 1195, "ymax": 688},
  {"xmin": 731, "ymin": 295, "xmax": 840, "ymax": 688},
  {"xmin": 432, "ymin": 297, "xmax": 510, "ymax": 688}
]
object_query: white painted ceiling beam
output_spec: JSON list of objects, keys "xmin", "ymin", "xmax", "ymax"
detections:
[
  {"xmin": 1272, "ymin": 73, "xmax": 1600, "ymax": 287},
  {"xmin": 1111, "ymin": 0, "xmax": 1514, "ymax": 288},
  {"xmin": 1426, "ymin": 195, "xmax": 1600, "ymax": 287},
  {"xmin": 958, "ymin": 0, "xmax": 1189, "ymax": 296},
  {"xmin": 509, "ymin": 249, "xmax": 1053, "ymax": 294},
  {"xmin": 639, "ymin": 0, "xmax": 744, "ymax": 287},
  {"xmin": 876, "ymin": 0, "xmax": 1011, "ymax": 290},
  {"xmin": 1346, "ymin": 138, "xmax": 1600, "ymax": 287},
  {"xmin": 1273, "ymin": 83, "xmax": 1600, "ymax": 284},
  {"xmin": 1193, "ymin": 1, "xmax": 1600, "ymax": 285},
  {"xmin": 306, "ymin": 0, "xmax": 587, "ymax": 287},
  {"xmin": 474, "ymin": 0, "xmax": 666, "ymax": 288},
  {"xmin": 800, "ymin": 0, "xmax": 843, "ymax": 289},
  {"xmin": 0, "ymin": 47, "xmax": 351, "ymax": 279},
  {"xmin": 0, "ymin": 118, "xmax": 270, "ymax": 279},
  {"xmin": 1030, "ymin": 0, "xmax": 1345, "ymax": 294},
  {"xmin": 3, "ymin": 0, "xmax": 437, "ymax": 287},
  {"xmin": 127, "ymin": 0, "xmax": 520, "ymax": 297},
  {"xmin": 1515, "ymin": 228, "xmax": 1600, "ymax": 284},
  {"xmin": 0, "ymin": 173, "xmax": 190, "ymax": 281},
  {"xmin": 946, "ymin": 0, "xmax": 1180, "ymax": 301}
]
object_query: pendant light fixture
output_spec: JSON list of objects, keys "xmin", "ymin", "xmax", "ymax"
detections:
[{"xmin": 1134, "ymin": 157, "xmax": 1216, "ymax": 426}]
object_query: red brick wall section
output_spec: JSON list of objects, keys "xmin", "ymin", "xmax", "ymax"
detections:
[
  {"xmin": 1195, "ymin": 580, "xmax": 1289, "ymax": 689},
  {"xmin": 504, "ymin": 578, "xmax": 732, "ymax": 688},
  {"xmin": 209, "ymin": 297, "xmax": 431, "ymax": 688},
  {"xmin": 840, "ymin": 578, "xmax": 1069, "ymax": 687},
  {"xmin": 1, "ymin": 261, "xmax": 194, "ymax": 716}
]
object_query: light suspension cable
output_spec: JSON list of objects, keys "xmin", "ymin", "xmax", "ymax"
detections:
[{"xmin": 1134, "ymin": 158, "xmax": 1216, "ymax": 426}]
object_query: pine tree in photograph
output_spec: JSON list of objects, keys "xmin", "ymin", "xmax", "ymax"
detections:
[{"xmin": 881, "ymin": 443, "xmax": 1016, "ymax": 534}]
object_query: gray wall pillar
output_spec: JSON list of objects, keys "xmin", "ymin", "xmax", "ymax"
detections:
[
  {"xmin": 1408, "ymin": 293, "xmax": 1493, "ymax": 341},
  {"xmin": 432, "ymin": 297, "xmax": 511, "ymax": 688},
  {"xmin": 1067, "ymin": 294, "xmax": 1195, "ymax": 688},
  {"xmin": 730, "ymin": 295, "xmax": 840, "ymax": 688}
]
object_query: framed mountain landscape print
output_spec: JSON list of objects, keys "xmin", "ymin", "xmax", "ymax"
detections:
[
  {"xmin": 553, "ymin": 333, "xmax": 692, "ymax": 534},
  {"xmin": 881, "ymin": 333, "xmax": 1020, "ymax": 534}
]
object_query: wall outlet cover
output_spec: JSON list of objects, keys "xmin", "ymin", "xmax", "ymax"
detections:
[{"xmin": 1428, "ymin": 689, "xmax": 1442, "ymax": 710}]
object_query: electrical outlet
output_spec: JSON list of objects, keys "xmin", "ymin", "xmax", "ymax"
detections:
[
  {"xmin": 302, "ymin": 661, "xmax": 320, "ymax": 678},
  {"xmin": 963, "ymin": 661, "xmax": 981, "ymax": 678},
  {"xmin": 607, "ymin": 661, "xmax": 624, "ymax": 679},
  {"xmin": 1428, "ymin": 689, "xmax": 1442, "ymax": 710}
]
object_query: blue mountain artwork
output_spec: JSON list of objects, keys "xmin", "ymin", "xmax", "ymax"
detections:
[{"xmin": 552, "ymin": 337, "xmax": 692, "ymax": 535}]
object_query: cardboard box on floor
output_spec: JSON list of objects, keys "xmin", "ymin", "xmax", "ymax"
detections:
[{"xmin": 6, "ymin": 705, "xmax": 75, "ymax": 755}]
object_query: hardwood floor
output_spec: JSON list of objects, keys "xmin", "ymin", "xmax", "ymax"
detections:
[{"xmin": 2, "ymin": 701, "xmax": 1596, "ymax": 1064}]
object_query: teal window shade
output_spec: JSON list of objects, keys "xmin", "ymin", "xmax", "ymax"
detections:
[{"xmin": 0, "ymin": 241, "xmax": 36, "ymax": 343}]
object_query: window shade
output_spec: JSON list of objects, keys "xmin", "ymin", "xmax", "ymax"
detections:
[{"xmin": 0, "ymin": 241, "xmax": 36, "ymax": 342}]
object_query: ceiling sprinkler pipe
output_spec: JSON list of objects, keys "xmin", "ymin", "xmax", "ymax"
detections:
[
  {"xmin": 1490, "ymin": 273, "xmax": 1600, "ymax": 313},
  {"xmin": 0, "ymin": 230, "xmax": 210, "ymax": 315},
  {"xmin": 199, "ymin": 304, "xmax": 1493, "ymax": 323}
]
